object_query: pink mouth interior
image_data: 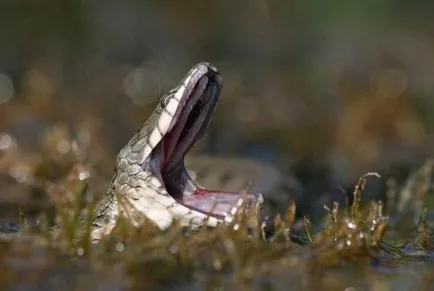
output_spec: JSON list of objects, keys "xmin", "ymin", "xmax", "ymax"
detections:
[{"xmin": 184, "ymin": 188, "xmax": 255, "ymax": 217}]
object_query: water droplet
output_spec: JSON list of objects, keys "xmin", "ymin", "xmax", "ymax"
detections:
[
  {"xmin": 213, "ymin": 260, "xmax": 222, "ymax": 270},
  {"xmin": 0, "ymin": 74, "xmax": 13, "ymax": 104},
  {"xmin": 77, "ymin": 248, "xmax": 84, "ymax": 256},
  {"xmin": 57, "ymin": 139, "xmax": 71, "ymax": 154},
  {"xmin": 169, "ymin": 245, "xmax": 178, "ymax": 254},
  {"xmin": 0, "ymin": 133, "xmax": 14, "ymax": 151},
  {"xmin": 78, "ymin": 171, "xmax": 90, "ymax": 181},
  {"xmin": 116, "ymin": 242, "xmax": 125, "ymax": 252}
]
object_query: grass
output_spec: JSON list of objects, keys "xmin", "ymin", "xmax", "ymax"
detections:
[{"xmin": 1, "ymin": 125, "xmax": 434, "ymax": 290}]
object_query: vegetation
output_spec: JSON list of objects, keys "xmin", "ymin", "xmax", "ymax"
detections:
[{"xmin": 1, "ymin": 125, "xmax": 434, "ymax": 290}]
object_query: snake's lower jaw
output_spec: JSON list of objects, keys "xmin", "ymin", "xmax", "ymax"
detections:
[
  {"xmin": 182, "ymin": 188, "xmax": 261, "ymax": 219},
  {"xmin": 91, "ymin": 190, "xmax": 264, "ymax": 242}
]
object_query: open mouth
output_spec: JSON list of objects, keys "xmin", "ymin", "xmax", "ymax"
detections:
[{"xmin": 148, "ymin": 68, "xmax": 257, "ymax": 218}]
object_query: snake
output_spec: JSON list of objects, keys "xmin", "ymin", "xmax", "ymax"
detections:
[{"xmin": 91, "ymin": 62, "xmax": 267, "ymax": 240}]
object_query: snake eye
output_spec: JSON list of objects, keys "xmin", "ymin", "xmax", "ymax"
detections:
[
  {"xmin": 161, "ymin": 85, "xmax": 179, "ymax": 107},
  {"xmin": 160, "ymin": 95, "xmax": 170, "ymax": 107}
]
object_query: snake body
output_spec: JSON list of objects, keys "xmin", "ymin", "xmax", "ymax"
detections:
[{"xmin": 92, "ymin": 62, "xmax": 263, "ymax": 240}]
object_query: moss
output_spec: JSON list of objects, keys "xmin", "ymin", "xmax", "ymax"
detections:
[{"xmin": 1, "ymin": 124, "xmax": 434, "ymax": 289}]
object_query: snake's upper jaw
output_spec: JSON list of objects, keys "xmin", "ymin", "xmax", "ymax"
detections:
[
  {"xmin": 150, "ymin": 67, "xmax": 222, "ymax": 196},
  {"xmin": 148, "ymin": 65, "xmax": 259, "ymax": 219}
]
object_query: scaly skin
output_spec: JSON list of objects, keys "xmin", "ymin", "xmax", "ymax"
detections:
[{"xmin": 92, "ymin": 62, "xmax": 242, "ymax": 240}]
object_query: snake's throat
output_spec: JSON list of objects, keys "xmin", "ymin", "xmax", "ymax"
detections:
[{"xmin": 150, "ymin": 71, "xmax": 256, "ymax": 218}]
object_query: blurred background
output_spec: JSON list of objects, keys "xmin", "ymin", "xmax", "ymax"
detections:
[{"xmin": 1, "ymin": 0, "xmax": 434, "ymax": 215}]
